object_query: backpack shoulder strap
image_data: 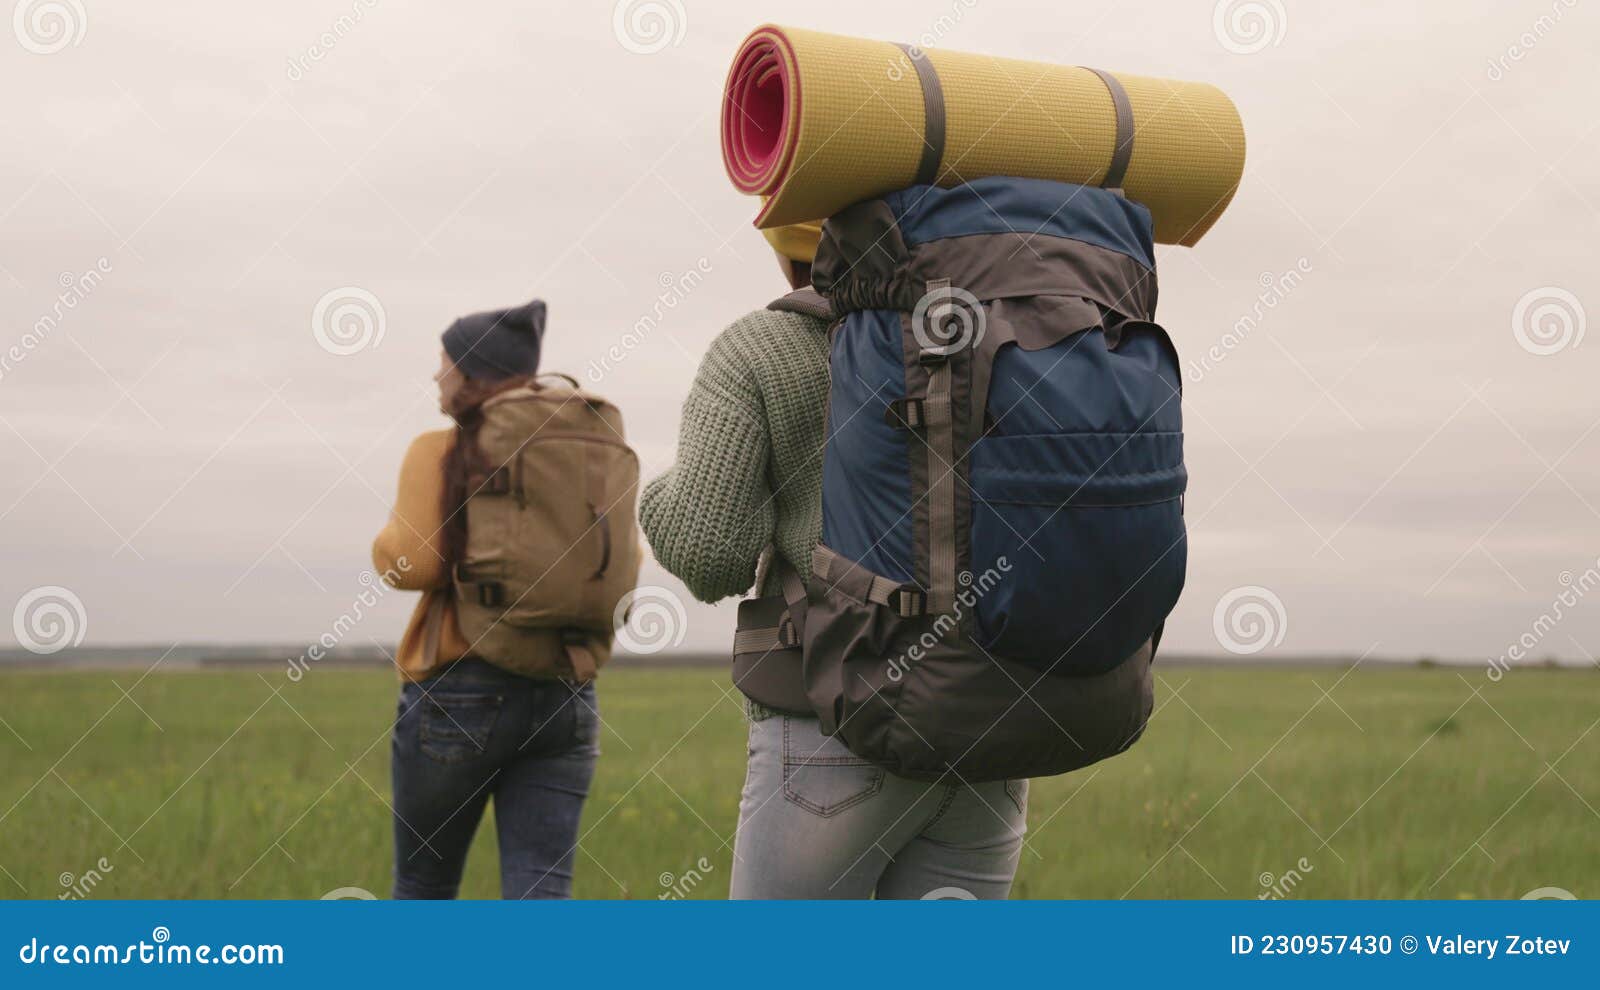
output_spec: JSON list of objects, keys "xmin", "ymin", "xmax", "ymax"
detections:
[{"xmin": 767, "ymin": 287, "xmax": 831, "ymax": 321}]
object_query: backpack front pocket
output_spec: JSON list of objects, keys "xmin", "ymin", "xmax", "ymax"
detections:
[{"xmin": 967, "ymin": 430, "xmax": 1186, "ymax": 674}]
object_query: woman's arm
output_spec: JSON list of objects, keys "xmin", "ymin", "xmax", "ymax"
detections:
[
  {"xmin": 372, "ymin": 430, "xmax": 453, "ymax": 590},
  {"xmin": 640, "ymin": 326, "xmax": 775, "ymax": 603}
]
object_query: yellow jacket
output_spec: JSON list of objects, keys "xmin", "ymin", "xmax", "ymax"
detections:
[{"xmin": 371, "ymin": 430, "xmax": 471, "ymax": 680}]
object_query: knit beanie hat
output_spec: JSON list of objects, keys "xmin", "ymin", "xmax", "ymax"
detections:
[{"xmin": 441, "ymin": 299, "xmax": 545, "ymax": 380}]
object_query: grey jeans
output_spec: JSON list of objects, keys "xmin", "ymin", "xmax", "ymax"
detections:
[{"xmin": 729, "ymin": 714, "xmax": 1028, "ymax": 899}]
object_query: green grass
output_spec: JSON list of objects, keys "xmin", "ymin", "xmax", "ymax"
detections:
[{"xmin": 0, "ymin": 665, "xmax": 1594, "ymax": 899}]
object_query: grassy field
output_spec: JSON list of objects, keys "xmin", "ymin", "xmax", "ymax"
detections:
[{"xmin": 0, "ymin": 665, "xmax": 1594, "ymax": 900}]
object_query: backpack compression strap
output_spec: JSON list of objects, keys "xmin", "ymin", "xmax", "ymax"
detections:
[
  {"xmin": 894, "ymin": 43, "xmax": 946, "ymax": 185},
  {"xmin": 912, "ymin": 277, "xmax": 961, "ymax": 615},
  {"xmin": 561, "ymin": 630, "xmax": 598, "ymax": 682},
  {"xmin": 884, "ymin": 47, "xmax": 1132, "ymax": 192},
  {"xmin": 421, "ymin": 591, "xmax": 447, "ymax": 669},
  {"xmin": 767, "ymin": 287, "xmax": 832, "ymax": 320},
  {"xmin": 1083, "ymin": 68, "xmax": 1135, "ymax": 190}
]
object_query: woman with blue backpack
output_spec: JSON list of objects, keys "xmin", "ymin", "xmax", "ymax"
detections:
[
  {"xmin": 643, "ymin": 25, "xmax": 1229, "ymax": 899},
  {"xmin": 640, "ymin": 221, "xmax": 1041, "ymax": 900},
  {"xmin": 642, "ymin": 173, "xmax": 1185, "ymax": 897}
]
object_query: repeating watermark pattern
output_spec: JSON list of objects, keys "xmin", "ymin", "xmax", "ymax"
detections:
[
  {"xmin": 1212, "ymin": 585, "xmax": 1288, "ymax": 656},
  {"xmin": 657, "ymin": 856, "xmax": 714, "ymax": 900},
  {"xmin": 911, "ymin": 282, "xmax": 985, "ymax": 355},
  {"xmin": 311, "ymin": 286, "xmax": 386, "ymax": 356},
  {"xmin": 1257, "ymin": 857, "xmax": 1314, "ymax": 899},
  {"xmin": 611, "ymin": 0, "xmax": 685, "ymax": 55},
  {"xmin": 12, "ymin": 0, "xmax": 86, "ymax": 55},
  {"xmin": 1, "ymin": 257, "xmax": 113, "ymax": 386},
  {"xmin": 1187, "ymin": 258, "xmax": 1312, "ymax": 383},
  {"xmin": 1511, "ymin": 286, "xmax": 1585, "ymax": 356},
  {"xmin": 58, "ymin": 857, "xmax": 114, "ymax": 901},
  {"xmin": 1487, "ymin": 557, "xmax": 1599, "ymax": 682},
  {"xmin": 887, "ymin": 558, "xmax": 1011, "ymax": 682},
  {"xmin": 319, "ymin": 886, "xmax": 377, "ymax": 900},
  {"xmin": 921, "ymin": 885, "xmax": 977, "ymax": 899},
  {"xmin": 285, "ymin": 0, "xmax": 379, "ymax": 82},
  {"xmin": 1520, "ymin": 885, "xmax": 1577, "ymax": 900},
  {"xmin": 585, "ymin": 257, "xmax": 711, "ymax": 383},
  {"xmin": 1486, "ymin": 0, "xmax": 1579, "ymax": 81},
  {"xmin": 286, "ymin": 561, "xmax": 410, "ymax": 682},
  {"xmin": 885, "ymin": 0, "xmax": 979, "ymax": 80},
  {"xmin": 1212, "ymin": 0, "xmax": 1286, "ymax": 55},
  {"xmin": 12, "ymin": 585, "xmax": 88, "ymax": 656},
  {"xmin": 612, "ymin": 585, "xmax": 687, "ymax": 654}
]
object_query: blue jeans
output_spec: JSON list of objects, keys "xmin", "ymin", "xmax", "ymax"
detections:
[
  {"xmin": 390, "ymin": 659, "xmax": 599, "ymax": 899},
  {"xmin": 730, "ymin": 715, "xmax": 1028, "ymax": 899}
]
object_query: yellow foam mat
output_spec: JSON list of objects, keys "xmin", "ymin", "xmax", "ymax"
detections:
[{"xmin": 722, "ymin": 25, "xmax": 1246, "ymax": 246}]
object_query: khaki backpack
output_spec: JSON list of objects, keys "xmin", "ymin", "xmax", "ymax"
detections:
[{"xmin": 427, "ymin": 374, "xmax": 641, "ymax": 681}]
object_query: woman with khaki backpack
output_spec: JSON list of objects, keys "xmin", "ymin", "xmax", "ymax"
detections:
[{"xmin": 373, "ymin": 299, "xmax": 640, "ymax": 899}]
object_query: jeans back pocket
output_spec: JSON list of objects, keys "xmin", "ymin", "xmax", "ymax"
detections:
[
  {"xmin": 419, "ymin": 693, "xmax": 503, "ymax": 765},
  {"xmin": 780, "ymin": 716, "xmax": 884, "ymax": 817}
]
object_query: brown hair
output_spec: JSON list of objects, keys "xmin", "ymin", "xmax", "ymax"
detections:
[
  {"xmin": 779, "ymin": 256, "xmax": 812, "ymax": 291},
  {"xmin": 440, "ymin": 375, "xmax": 530, "ymax": 567}
]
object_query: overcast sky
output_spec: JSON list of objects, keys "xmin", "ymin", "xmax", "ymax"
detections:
[{"xmin": 1, "ymin": 0, "xmax": 1596, "ymax": 666}]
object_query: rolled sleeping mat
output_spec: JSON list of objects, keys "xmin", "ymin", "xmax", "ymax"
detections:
[
  {"xmin": 721, "ymin": 24, "xmax": 1246, "ymax": 247},
  {"xmin": 760, "ymin": 215, "xmax": 822, "ymax": 263}
]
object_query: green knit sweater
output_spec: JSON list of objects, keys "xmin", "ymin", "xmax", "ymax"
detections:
[{"xmin": 641, "ymin": 307, "xmax": 830, "ymax": 612}]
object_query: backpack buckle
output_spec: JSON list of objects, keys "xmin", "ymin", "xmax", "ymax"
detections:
[
  {"xmin": 776, "ymin": 615, "xmax": 799, "ymax": 649},
  {"xmin": 884, "ymin": 397, "xmax": 925, "ymax": 430},
  {"xmin": 476, "ymin": 582, "xmax": 506, "ymax": 608},
  {"xmin": 886, "ymin": 587, "xmax": 926, "ymax": 618}
]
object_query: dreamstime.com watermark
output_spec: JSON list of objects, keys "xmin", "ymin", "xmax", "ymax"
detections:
[
  {"xmin": 17, "ymin": 929, "xmax": 284, "ymax": 967},
  {"xmin": 58, "ymin": 857, "xmax": 114, "ymax": 901},
  {"xmin": 911, "ymin": 282, "xmax": 986, "ymax": 356},
  {"xmin": 886, "ymin": 558, "xmax": 1012, "ymax": 682},
  {"xmin": 12, "ymin": 585, "xmax": 88, "ymax": 656},
  {"xmin": 1212, "ymin": 0, "xmax": 1287, "ymax": 55},
  {"xmin": 1, "ymin": 257, "xmax": 113, "ymax": 385},
  {"xmin": 1258, "ymin": 857, "xmax": 1314, "ymax": 899},
  {"xmin": 285, "ymin": 0, "xmax": 379, "ymax": 81},
  {"xmin": 885, "ymin": 0, "xmax": 979, "ymax": 79},
  {"xmin": 1521, "ymin": 886, "xmax": 1577, "ymax": 899},
  {"xmin": 12, "ymin": 0, "xmax": 86, "ymax": 54},
  {"xmin": 286, "ymin": 560, "xmax": 410, "ymax": 681},
  {"xmin": 613, "ymin": 585, "xmax": 688, "ymax": 655},
  {"xmin": 1187, "ymin": 258, "xmax": 1312, "ymax": 383},
  {"xmin": 1510, "ymin": 286, "xmax": 1585, "ymax": 356},
  {"xmin": 1212, "ymin": 585, "xmax": 1288, "ymax": 656},
  {"xmin": 1486, "ymin": 0, "xmax": 1579, "ymax": 81},
  {"xmin": 658, "ymin": 856, "xmax": 714, "ymax": 900},
  {"xmin": 311, "ymin": 286, "xmax": 386, "ymax": 356},
  {"xmin": 585, "ymin": 258, "xmax": 711, "ymax": 383},
  {"xmin": 612, "ymin": 0, "xmax": 685, "ymax": 55},
  {"xmin": 1487, "ymin": 557, "xmax": 1599, "ymax": 682}
]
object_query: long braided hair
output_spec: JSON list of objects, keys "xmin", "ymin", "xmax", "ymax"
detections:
[{"xmin": 439, "ymin": 375, "xmax": 529, "ymax": 567}]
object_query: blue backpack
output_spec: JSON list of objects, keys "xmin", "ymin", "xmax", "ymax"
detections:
[{"xmin": 736, "ymin": 176, "xmax": 1185, "ymax": 782}]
